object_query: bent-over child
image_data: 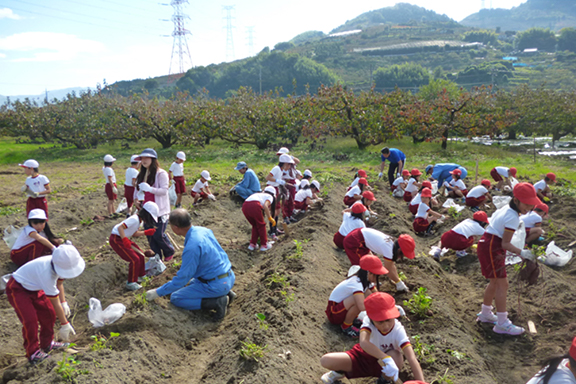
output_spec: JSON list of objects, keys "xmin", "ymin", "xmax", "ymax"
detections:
[
  {"xmin": 19, "ymin": 159, "xmax": 50, "ymax": 217},
  {"xmin": 333, "ymin": 203, "xmax": 366, "ymax": 249},
  {"xmin": 520, "ymin": 203, "xmax": 548, "ymax": 244},
  {"xmin": 409, "ymin": 181, "xmax": 437, "ymax": 215},
  {"xmin": 534, "ymin": 172, "xmax": 556, "ymax": 203},
  {"xmin": 242, "ymin": 186, "xmax": 276, "ymax": 252},
  {"xmin": 490, "ymin": 166, "xmax": 517, "ymax": 191},
  {"xmin": 434, "ymin": 211, "xmax": 488, "ymax": 259},
  {"xmin": 526, "ymin": 336, "xmax": 576, "ymax": 384},
  {"xmin": 349, "ymin": 170, "xmax": 368, "ymax": 191},
  {"xmin": 191, "ymin": 170, "xmax": 215, "ymax": 205},
  {"xmin": 412, "ymin": 188, "xmax": 444, "ymax": 235},
  {"xmin": 466, "ymin": 179, "xmax": 492, "ymax": 210},
  {"xmin": 344, "ymin": 178, "xmax": 368, "ymax": 206}
]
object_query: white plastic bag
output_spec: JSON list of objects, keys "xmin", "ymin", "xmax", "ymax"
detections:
[
  {"xmin": 0, "ymin": 274, "xmax": 12, "ymax": 291},
  {"xmin": 431, "ymin": 180, "xmax": 439, "ymax": 195},
  {"xmin": 392, "ymin": 188, "xmax": 404, "ymax": 198},
  {"xmin": 145, "ymin": 255, "xmax": 166, "ymax": 276},
  {"xmin": 168, "ymin": 184, "xmax": 177, "ymax": 206},
  {"xmin": 510, "ymin": 176, "xmax": 519, "ymax": 188},
  {"xmin": 4, "ymin": 226, "xmax": 23, "ymax": 250},
  {"xmin": 347, "ymin": 265, "xmax": 360, "ymax": 277},
  {"xmin": 442, "ymin": 198, "xmax": 465, "ymax": 212},
  {"xmin": 505, "ymin": 220, "xmax": 526, "ymax": 265},
  {"xmin": 542, "ymin": 241, "xmax": 573, "ymax": 267},
  {"xmin": 492, "ymin": 196, "xmax": 512, "ymax": 209},
  {"xmin": 88, "ymin": 298, "xmax": 126, "ymax": 328},
  {"xmin": 115, "ymin": 198, "xmax": 128, "ymax": 214}
]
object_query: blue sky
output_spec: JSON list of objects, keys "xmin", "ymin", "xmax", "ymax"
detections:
[{"xmin": 0, "ymin": 0, "xmax": 527, "ymax": 96}]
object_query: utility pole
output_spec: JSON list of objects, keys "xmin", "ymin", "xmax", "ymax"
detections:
[
  {"xmin": 222, "ymin": 5, "xmax": 235, "ymax": 61},
  {"xmin": 259, "ymin": 65, "xmax": 262, "ymax": 95},
  {"xmin": 246, "ymin": 26, "xmax": 255, "ymax": 57},
  {"xmin": 166, "ymin": 0, "xmax": 193, "ymax": 76}
]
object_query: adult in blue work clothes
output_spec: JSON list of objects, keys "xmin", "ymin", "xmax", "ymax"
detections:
[
  {"xmin": 426, "ymin": 163, "xmax": 468, "ymax": 186},
  {"xmin": 379, "ymin": 147, "xmax": 406, "ymax": 187},
  {"xmin": 230, "ymin": 161, "xmax": 261, "ymax": 200},
  {"xmin": 145, "ymin": 209, "xmax": 236, "ymax": 320}
]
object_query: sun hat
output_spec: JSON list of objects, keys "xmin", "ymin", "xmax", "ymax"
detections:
[
  {"xmin": 509, "ymin": 167, "xmax": 517, "ymax": 177},
  {"xmin": 546, "ymin": 172, "xmax": 556, "ymax": 182},
  {"xmin": 364, "ymin": 292, "xmax": 400, "ymax": 322},
  {"xmin": 358, "ymin": 170, "xmax": 367, "ymax": 177},
  {"xmin": 135, "ymin": 148, "xmax": 158, "ymax": 160},
  {"xmin": 513, "ymin": 182, "xmax": 541, "ymax": 206},
  {"xmin": 358, "ymin": 178, "xmax": 369, "ymax": 186},
  {"xmin": 264, "ymin": 186, "xmax": 276, "ymax": 196},
  {"xmin": 176, "ymin": 151, "xmax": 186, "ymax": 161},
  {"xmin": 234, "ymin": 161, "xmax": 247, "ymax": 171},
  {"xmin": 402, "ymin": 169, "xmax": 410, "ymax": 176},
  {"xmin": 130, "ymin": 155, "xmax": 140, "ymax": 163},
  {"xmin": 200, "ymin": 170, "xmax": 211, "ymax": 181},
  {"xmin": 450, "ymin": 169, "xmax": 462, "ymax": 176},
  {"xmin": 142, "ymin": 201, "xmax": 159, "ymax": 222},
  {"xmin": 411, "ymin": 168, "xmax": 422, "ymax": 177},
  {"xmin": 28, "ymin": 209, "xmax": 47, "ymax": 220},
  {"xmin": 481, "ymin": 179, "xmax": 491, "ymax": 187},
  {"xmin": 473, "ymin": 211, "xmax": 489, "ymax": 224},
  {"xmin": 296, "ymin": 170, "xmax": 302, "ymax": 177},
  {"xmin": 52, "ymin": 244, "xmax": 86, "ymax": 279},
  {"xmin": 19, "ymin": 159, "xmax": 39, "ymax": 168},
  {"xmin": 421, "ymin": 188, "xmax": 432, "ymax": 198},
  {"xmin": 421, "ymin": 181, "xmax": 432, "ymax": 189},
  {"xmin": 103, "ymin": 154, "xmax": 116, "ymax": 163},
  {"xmin": 398, "ymin": 234, "xmax": 416, "ymax": 259},
  {"xmin": 351, "ymin": 202, "xmax": 367, "ymax": 214},
  {"xmin": 362, "ymin": 191, "xmax": 376, "ymax": 201},
  {"xmin": 278, "ymin": 154, "xmax": 294, "ymax": 164},
  {"xmin": 303, "ymin": 169, "xmax": 312, "ymax": 177},
  {"xmin": 311, "ymin": 180, "xmax": 320, "ymax": 190},
  {"xmin": 276, "ymin": 147, "xmax": 289, "ymax": 155},
  {"xmin": 535, "ymin": 203, "xmax": 549, "ymax": 214},
  {"xmin": 425, "ymin": 164, "xmax": 433, "ymax": 174},
  {"xmin": 359, "ymin": 255, "xmax": 389, "ymax": 275},
  {"xmin": 570, "ymin": 336, "xmax": 576, "ymax": 360}
]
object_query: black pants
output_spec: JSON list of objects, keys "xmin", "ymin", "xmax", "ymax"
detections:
[{"xmin": 388, "ymin": 162, "xmax": 399, "ymax": 186}]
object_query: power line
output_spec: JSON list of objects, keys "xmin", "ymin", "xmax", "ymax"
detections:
[{"xmin": 167, "ymin": 0, "xmax": 193, "ymax": 75}]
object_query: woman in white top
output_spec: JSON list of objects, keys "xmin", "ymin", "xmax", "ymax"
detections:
[
  {"xmin": 10, "ymin": 209, "xmax": 62, "ymax": 267},
  {"xmin": 526, "ymin": 336, "xmax": 576, "ymax": 384},
  {"xmin": 103, "ymin": 154, "xmax": 118, "ymax": 216},
  {"xmin": 265, "ymin": 154, "xmax": 295, "ymax": 236},
  {"xmin": 242, "ymin": 187, "xmax": 276, "ymax": 252}
]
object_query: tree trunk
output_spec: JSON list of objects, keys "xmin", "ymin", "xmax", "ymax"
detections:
[
  {"xmin": 354, "ymin": 136, "xmax": 369, "ymax": 150},
  {"xmin": 507, "ymin": 129, "xmax": 517, "ymax": 140},
  {"xmin": 441, "ymin": 127, "xmax": 449, "ymax": 150}
]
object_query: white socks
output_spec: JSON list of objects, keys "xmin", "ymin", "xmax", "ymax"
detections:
[
  {"xmin": 496, "ymin": 312, "xmax": 508, "ymax": 325},
  {"xmin": 481, "ymin": 304, "xmax": 493, "ymax": 316}
]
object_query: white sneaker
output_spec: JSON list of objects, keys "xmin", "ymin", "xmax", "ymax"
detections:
[
  {"xmin": 126, "ymin": 282, "xmax": 142, "ymax": 291},
  {"xmin": 476, "ymin": 311, "xmax": 497, "ymax": 323},
  {"xmin": 432, "ymin": 248, "xmax": 441, "ymax": 260},
  {"xmin": 321, "ymin": 371, "xmax": 345, "ymax": 384},
  {"xmin": 493, "ymin": 319, "xmax": 525, "ymax": 335},
  {"xmin": 248, "ymin": 243, "xmax": 256, "ymax": 251},
  {"xmin": 260, "ymin": 242, "xmax": 273, "ymax": 252},
  {"xmin": 456, "ymin": 250, "xmax": 468, "ymax": 258}
]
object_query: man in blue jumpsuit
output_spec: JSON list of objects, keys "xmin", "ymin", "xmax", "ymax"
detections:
[
  {"xmin": 379, "ymin": 147, "xmax": 406, "ymax": 187},
  {"xmin": 230, "ymin": 161, "xmax": 261, "ymax": 200},
  {"xmin": 145, "ymin": 209, "xmax": 236, "ymax": 320},
  {"xmin": 426, "ymin": 163, "xmax": 468, "ymax": 186}
]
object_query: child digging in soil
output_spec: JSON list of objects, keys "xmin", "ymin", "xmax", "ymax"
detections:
[
  {"xmin": 412, "ymin": 188, "xmax": 445, "ymax": 236},
  {"xmin": 294, "ymin": 180, "xmax": 321, "ymax": 215},
  {"xmin": 109, "ymin": 202, "xmax": 159, "ymax": 291},
  {"xmin": 433, "ymin": 211, "xmax": 489, "ymax": 260},
  {"xmin": 19, "ymin": 159, "xmax": 51, "ymax": 217},
  {"xmin": 320, "ymin": 292, "xmax": 425, "ymax": 384},
  {"xmin": 404, "ymin": 168, "xmax": 423, "ymax": 202},
  {"xmin": 325, "ymin": 255, "xmax": 387, "ymax": 338},
  {"xmin": 344, "ymin": 178, "xmax": 369, "ymax": 206},
  {"xmin": 466, "ymin": 179, "xmax": 492, "ymax": 211},
  {"xmin": 476, "ymin": 182, "xmax": 540, "ymax": 335},
  {"xmin": 333, "ymin": 203, "xmax": 367, "ymax": 249},
  {"xmin": 534, "ymin": 172, "xmax": 556, "ymax": 203},
  {"xmin": 266, "ymin": 154, "xmax": 296, "ymax": 236},
  {"xmin": 526, "ymin": 336, "xmax": 576, "ymax": 384},
  {"xmin": 124, "ymin": 155, "xmax": 140, "ymax": 216},
  {"xmin": 103, "ymin": 154, "xmax": 118, "ymax": 217},
  {"xmin": 391, "ymin": 169, "xmax": 410, "ymax": 198},
  {"xmin": 191, "ymin": 170, "xmax": 216, "ymax": 206},
  {"xmin": 521, "ymin": 203, "xmax": 549, "ymax": 244},
  {"xmin": 169, "ymin": 151, "xmax": 187, "ymax": 208},
  {"xmin": 490, "ymin": 166, "xmax": 517, "ymax": 191},
  {"xmin": 242, "ymin": 186, "xmax": 276, "ymax": 252},
  {"xmin": 409, "ymin": 181, "xmax": 438, "ymax": 215},
  {"xmin": 444, "ymin": 168, "xmax": 467, "ymax": 199},
  {"xmin": 349, "ymin": 169, "xmax": 368, "ymax": 190}
]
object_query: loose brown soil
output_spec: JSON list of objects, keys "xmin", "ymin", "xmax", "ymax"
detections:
[{"xmin": 0, "ymin": 163, "xmax": 575, "ymax": 384}]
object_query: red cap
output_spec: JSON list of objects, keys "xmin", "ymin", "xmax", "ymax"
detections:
[
  {"xmin": 359, "ymin": 255, "xmax": 389, "ymax": 276},
  {"xmin": 509, "ymin": 167, "xmax": 517, "ymax": 177},
  {"xmin": 513, "ymin": 182, "xmax": 541, "ymax": 206},
  {"xmin": 535, "ymin": 203, "xmax": 549, "ymax": 214},
  {"xmin": 546, "ymin": 172, "xmax": 556, "ymax": 182},
  {"xmin": 358, "ymin": 178, "xmax": 369, "ymax": 186},
  {"xmin": 351, "ymin": 202, "xmax": 367, "ymax": 214},
  {"xmin": 421, "ymin": 188, "xmax": 432, "ymax": 198},
  {"xmin": 364, "ymin": 292, "xmax": 400, "ymax": 322},
  {"xmin": 473, "ymin": 211, "xmax": 489, "ymax": 224},
  {"xmin": 481, "ymin": 179, "xmax": 491, "ymax": 188},
  {"xmin": 358, "ymin": 170, "xmax": 367, "ymax": 177},
  {"xmin": 570, "ymin": 336, "xmax": 576, "ymax": 360},
  {"xmin": 402, "ymin": 169, "xmax": 410, "ymax": 176},
  {"xmin": 450, "ymin": 169, "xmax": 462, "ymax": 176},
  {"xmin": 421, "ymin": 181, "xmax": 432, "ymax": 189},
  {"xmin": 410, "ymin": 168, "xmax": 422, "ymax": 177},
  {"xmin": 404, "ymin": 382, "xmax": 429, "ymax": 384},
  {"xmin": 362, "ymin": 191, "xmax": 376, "ymax": 201},
  {"xmin": 398, "ymin": 234, "xmax": 415, "ymax": 259}
]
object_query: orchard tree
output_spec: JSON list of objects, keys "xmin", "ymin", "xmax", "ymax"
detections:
[{"xmin": 373, "ymin": 63, "xmax": 430, "ymax": 91}]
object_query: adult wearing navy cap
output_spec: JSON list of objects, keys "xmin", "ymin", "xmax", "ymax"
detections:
[
  {"xmin": 379, "ymin": 147, "xmax": 406, "ymax": 187},
  {"xmin": 230, "ymin": 161, "xmax": 261, "ymax": 200},
  {"xmin": 426, "ymin": 163, "xmax": 468, "ymax": 187}
]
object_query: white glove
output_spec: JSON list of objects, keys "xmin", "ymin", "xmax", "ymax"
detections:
[
  {"xmin": 276, "ymin": 179, "xmax": 286, "ymax": 185},
  {"xmin": 380, "ymin": 356, "xmax": 399, "ymax": 382},
  {"xmin": 378, "ymin": 172, "xmax": 383, "ymax": 179},
  {"xmin": 61, "ymin": 301, "xmax": 71, "ymax": 318},
  {"xmin": 112, "ymin": 186, "xmax": 118, "ymax": 194},
  {"xmin": 396, "ymin": 305, "xmax": 406, "ymax": 317},
  {"xmin": 139, "ymin": 182, "xmax": 152, "ymax": 192},
  {"xmin": 396, "ymin": 173, "xmax": 401, "ymax": 178},
  {"xmin": 520, "ymin": 249, "xmax": 535, "ymax": 261},
  {"xmin": 59, "ymin": 323, "xmax": 76, "ymax": 341},
  {"xmin": 146, "ymin": 289, "xmax": 160, "ymax": 301},
  {"xmin": 21, "ymin": 185, "xmax": 27, "ymax": 193},
  {"xmin": 208, "ymin": 194, "xmax": 216, "ymax": 201},
  {"xmin": 396, "ymin": 280, "xmax": 409, "ymax": 292}
]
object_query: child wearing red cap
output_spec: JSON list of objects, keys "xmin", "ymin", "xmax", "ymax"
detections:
[
  {"xmin": 361, "ymin": 191, "xmax": 378, "ymax": 217},
  {"xmin": 413, "ymin": 188, "xmax": 444, "ymax": 235},
  {"xmin": 349, "ymin": 170, "xmax": 368, "ymax": 190},
  {"xmin": 490, "ymin": 166, "xmax": 517, "ymax": 191},
  {"xmin": 334, "ymin": 203, "xmax": 367, "ymax": 249},
  {"xmin": 434, "ymin": 211, "xmax": 488, "ymax": 259},
  {"xmin": 320, "ymin": 292, "xmax": 424, "ymax": 384},
  {"xmin": 343, "ymin": 228, "xmax": 416, "ymax": 292},
  {"xmin": 444, "ymin": 169, "xmax": 467, "ymax": 199},
  {"xmin": 19, "ymin": 159, "xmax": 51, "ymax": 217},
  {"xmin": 325, "ymin": 255, "xmax": 388, "ymax": 338},
  {"xmin": 534, "ymin": 173, "xmax": 556, "ymax": 202},
  {"xmin": 526, "ymin": 336, "xmax": 576, "ymax": 384},
  {"xmin": 521, "ymin": 203, "xmax": 549, "ymax": 244},
  {"xmin": 404, "ymin": 169, "xmax": 422, "ymax": 202},
  {"xmin": 344, "ymin": 178, "xmax": 369, "ymax": 207},
  {"xmin": 466, "ymin": 179, "xmax": 492, "ymax": 211},
  {"xmin": 476, "ymin": 182, "xmax": 540, "ymax": 336},
  {"xmin": 409, "ymin": 181, "xmax": 438, "ymax": 215}
]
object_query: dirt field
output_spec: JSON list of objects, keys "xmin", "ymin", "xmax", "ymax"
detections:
[{"xmin": 0, "ymin": 163, "xmax": 575, "ymax": 384}]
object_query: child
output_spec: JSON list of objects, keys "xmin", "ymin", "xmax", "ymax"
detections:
[
  {"xmin": 294, "ymin": 170, "xmax": 303, "ymax": 190},
  {"xmin": 413, "ymin": 188, "xmax": 444, "ymax": 235},
  {"xmin": 466, "ymin": 179, "xmax": 492, "ymax": 210},
  {"xmin": 409, "ymin": 181, "xmax": 436, "ymax": 215},
  {"xmin": 124, "ymin": 155, "xmax": 140, "ymax": 216},
  {"xmin": 404, "ymin": 168, "xmax": 422, "ymax": 202},
  {"xmin": 242, "ymin": 186, "xmax": 276, "ymax": 252},
  {"xmin": 344, "ymin": 178, "xmax": 368, "ymax": 206},
  {"xmin": 333, "ymin": 203, "xmax": 367, "ymax": 249},
  {"xmin": 325, "ymin": 255, "xmax": 387, "ymax": 338},
  {"xmin": 265, "ymin": 154, "xmax": 296, "ymax": 236},
  {"xmin": 5, "ymin": 244, "xmax": 85, "ymax": 363},
  {"xmin": 19, "ymin": 159, "xmax": 50, "ymax": 217},
  {"xmin": 294, "ymin": 180, "xmax": 320, "ymax": 213},
  {"xmin": 526, "ymin": 336, "xmax": 576, "ymax": 384},
  {"xmin": 521, "ymin": 203, "xmax": 549, "ymax": 244},
  {"xmin": 109, "ymin": 202, "xmax": 159, "ymax": 291},
  {"xmin": 361, "ymin": 191, "xmax": 378, "ymax": 217},
  {"xmin": 103, "ymin": 154, "xmax": 118, "ymax": 216},
  {"xmin": 444, "ymin": 169, "xmax": 467, "ymax": 198},
  {"xmin": 476, "ymin": 182, "xmax": 540, "ymax": 335},
  {"xmin": 191, "ymin": 170, "xmax": 216, "ymax": 205},
  {"xmin": 490, "ymin": 166, "xmax": 517, "ymax": 191},
  {"xmin": 10, "ymin": 209, "xmax": 63, "ymax": 267},
  {"xmin": 320, "ymin": 292, "xmax": 425, "ymax": 384},
  {"xmin": 391, "ymin": 169, "xmax": 410, "ymax": 196},
  {"xmin": 534, "ymin": 172, "xmax": 556, "ymax": 202},
  {"xmin": 349, "ymin": 170, "xmax": 368, "ymax": 190},
  {"xmin": 169, "ymin": 151, "xmax": 187, "ymax": 208},
  {"xmin": 434, "ymin": 211, "xmax": 488, "ymax": 259},
  {"xmin": 343, "ymin": 228, "xmax": 415, "ymax": 292}
]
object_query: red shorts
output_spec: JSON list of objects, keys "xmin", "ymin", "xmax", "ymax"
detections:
[
  {"xmin": 325, "ymin": 300, "xmax": 348, "ymax": 325},
  {"xmin": 124, "ymin": 185, "xmax": 135, "ymax": 208},
  {"xmin": 26, "ymin": 197, "xmax": 48, "ymax": 218},
  {"xmin": 391, "ymin": 185, "xmax": 397, "ymax": 191},
  {"xmin": 409, "ymin": 203, "xmax": 418, "ymax": 215},
  {"xmin": 343, "ymin": 228, "xmax": 370, "ymax": 265},
  {"xmin": 345, "ymin": 343, "xmax": 383, "ymax": 379},
  {"xmin": 477, "ymin": 233, "xmax": 507, "ymax": 279},
  {"xmin": 191, "ymin": 190, "xmax": 208, "ymax": 199},
  {"xmin": 105, "ymin": 183, "xmax": 117, "ymax": 200},
  {"xmin": 403, "ymin": 191, "xmax": 413, "ymax": 202},
  {"xmin": 441, "ymin": 230, "xmax": 474, "ymax": 251},
  {"xmin": 466, "ymin": 195, "xmax": 486, "ymax": 207},
  {"xmin": 173, "ymin": 176, "xmax": 186, "ymax": 194},
  {"xmin": 490, "ymin": 168, "xmax": 503, "ymax": 182},
  {"xmin": 413, "ymin": 217, "xmax": 430, "ymax": 233},
  {"xmin": 294, "ymin": 200, "xmax": 307, "ymax": 210},
  {"xmin": 333, "ymin": 232, "xmax": 345, "ymax": 249},
  {"xmin": 343, "ymin": 195, "xmax": 357, "ymax": 206}
]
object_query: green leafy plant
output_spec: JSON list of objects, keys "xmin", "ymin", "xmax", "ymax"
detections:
[
  {"xmin": 133, "ymin": 292, "xmax": 148, "ymax": 308},
  {"xmin": 90, "ymin": 332, "xmax": 120, "ymax": 351},
  {"xmin": 431, "ymin": 368, "xmax": 455, "ymax": 384},
  {"xmin": 140, "ymin": 276, "xmax": 152, "ymax": 289},
  {"xmin": 255, "ymin": 313, "xmax": 269, "ymax": 330},
  {"xmin": 56, "ymin": 344, "xmax": 90, "ymax": 382},
  {"xmin": 398, "ymin": 271, "xmax": 407, "ymax": 281},
  {"xmin": 0, "ymin": 206, "xmax": 23, "ymax": 216},
  {"xmin": 412, "ymin": 335, "xmax": 435, "ymax": 361},
  {"xmin": 403, "ymin": 287, "xmax": 433, "ymax": 318},
  {"xmin": 281, "ymin": 290, "xmax": 295, "ymax": 303},
  {"xmin": 446, "ymin": 349, "xmax": 468, "ymax": 360},
  {"xmin": 288, "ymin": 239, "xmax": 308, "ymax": 260},
  {"xmin": 546, "ymin": 220, "xmax": 564, "ymax": 241},
  {"xmin": 80, "ymin": 218, "xmax": 94, "ymax": 226},
  {"xmin": 531, "ymin": 244, "xmax": 546, "ymax": 259},
  {"xmin": 266, "ymin": 272, "xmax": 295, "ymax": 304},
  {"xmin": 239, "ymin": 340, "xmax": 268, "ymax": 361},
  {"xmin": 447, "ymin": 206, "xmax": 460, "ymax": 219},
  {"xmin": 172, "ymin": 259, "xmax": 182, "ymax": 268}
]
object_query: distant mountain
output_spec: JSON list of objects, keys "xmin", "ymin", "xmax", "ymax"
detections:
[
  {"xmin": 330, "ymin": 2, "xmax": 459, "ymax": 33},
  {"xmin": 460, "ymin": 0, "xmax": 576, "ymax": 31},
  {"xmin": 0, "ymin": 87, "xmax": 91, "ymax": 105}
]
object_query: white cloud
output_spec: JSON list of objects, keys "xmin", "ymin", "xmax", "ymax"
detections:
[
  {"xmin": 0, "ymin": 8, "xmax": 21, "ymax": 20},
  {"xmin": 0, "ymin": 53, "xmax": 6, "ymax": 58},
  {"xmin": 0, "ymin": 32, "xmax": 105, "ymax": 62}
]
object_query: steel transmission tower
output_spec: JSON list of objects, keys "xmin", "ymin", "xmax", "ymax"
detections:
[
  {"xmin": 168, "ymin": 0, "xmax": 192, "ymax": 75},
  {"xmin": 246, "ymin": 26, "xmax": 255, "ymax": 57},
  {"xmin": 481, "ymin": 0, "xmax": 485, "ymax": 9},
  {"xmin": 223, "ymin": 5, "xmax": 235, "ymax": 61}
]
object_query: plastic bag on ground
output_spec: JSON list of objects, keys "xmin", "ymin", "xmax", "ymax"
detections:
[
  {"xmin": 115, "ymin": 198, "xmax": 128, "ymax": 214},
  {"xmin": 0, "ymin": 274, "xmax": 12, "ymax": 292},
  {"xmin": 541, "ymin": 241, "xmax": 573, "ymax": 267},
  {"xmin": 392, "ymin": 188, "xmax": 404, "ymax": 198},
  {"xmin": 145, "ymin": 255, "xmax": 166, "ymax": 276},
  {"xmin": 492, "ymin": 196, "xmax": 512, "ymax": 209},
  {"xmin": 88, "ymin": 297, "xmax": 126, "ymax": 328},
  {"xmin": 168, "ymin": 184, "xmax": 177, "ymax": 206},
  {"xmin": 505, "ymin": 220, "xmax": 526, "ymax": 265},
  {"xmin": 442, "ymin": 198, "xmax": 465, "ymax": 212},
  {"xmin": 4, "ymin": 226, "xmax": 23, "ymax": 250}
]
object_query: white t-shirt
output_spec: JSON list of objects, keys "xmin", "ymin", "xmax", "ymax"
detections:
[
  {"xmin": 111, "ymin": 215, "xmax": 141, "ymax": 238},
  {"xmin": 450, "ymin": 179, "xmax": 467, "ymax": 190},
  {"xmin": 192, "ymin": 179, "xmax": 208, "ymax": 193},
  {"xmin": 346, "ymin": 185, "xmax": 361, "ymax": 198},
  {"xmin": 520, "ymin": 211, "xmax": 543, "ymax": 229},
  {"xmin": 350, "ymin": 177, "xmax": 360, "ymax": 189},
  {"xmin": 103, "ymin": 167, "xmax": 116, "ymax": 184},
  {"xmin": 12, "ymin": 256, "xmax": 60, "ymax": 297},
  {"xmin": 533, "ymin": 180, "xmax": 547, "ymax": 193},
  {"xmin": 245, "ymin": 192, "xmax": 273, "ymax": 207},
  {"xmin": 125, "ymin": 167, "xmax": 139, "ymax": 187},
  {"xmin": 12, "ymin": 225, "xmax": 47, "ymax": 250},
  {"xmin": 266, "ymin": 166, "xmax": 283, "ymax": 187},
  {"xmin": 405, "ymin": 178, "xmax": 419, "ymax": 193},
  {"xmin": 282, "ymin": 167, "xmax": 296, "ymax": 181},
  {"xmin": 410, "ymin": 193, "xmax": 422, "ymax": 207},
  {"xmin": 392, "ymin": 177, "xmax": 406, "ymax": 188},
  {"xmin": 295, "ymin": 188, "xmax": 312, "ymax": 203},
  {"xmin": 361, "ymin": 228, "xmax": 394, "ymax": 260},
  {"xmin": 486, "ymin": 205, "xmax": 520, "ymax": 238},
  {"xmin": 415, "ymin": 202, "xmax": 430, "ymax": 219},
  {"xmin": 328, "ymin": 276, "xmax": 367, "ymax": 303},
  {"xmin": 526, "ymin": 359, "xmax": 576, "ymax": 384},
  {"xmin": 495, "ymin": 167, "xmax": 510, "ymax": 178},
  {"xmin": 452, "ymin": 219, "xmax": 485, "ymax": 239},
  {"xmin": 338, "ymin": 212, "xmax": 366, "ymax": 237},
  {"xmin": 467, "ymin": 185, "xmax": 488, "ymax": 199},
  {"xmin": 25, "ymin": 175, "xmax": 50, "ymax": 193},
  {"xmin": 360, "ymin": 317, "xmax": 411, "ymax": 354},
  {"xmin": 169, "ymin": 162, "xmax": 184, "ymax": 177},
  {"xmin": 295, "ymin": 179, "xmax": 301, "ymax": 190}
]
